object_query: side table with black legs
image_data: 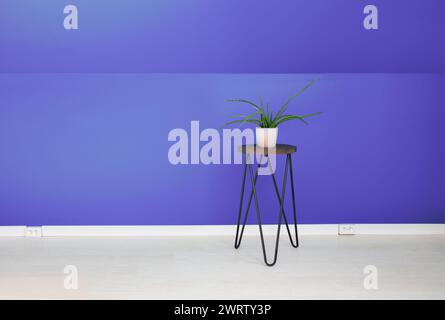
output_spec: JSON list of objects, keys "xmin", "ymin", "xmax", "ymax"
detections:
[{"xmin": 235, "ymin": 144, "xmax": 299, "ymax": 266}]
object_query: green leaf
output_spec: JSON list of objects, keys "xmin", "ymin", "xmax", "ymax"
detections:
[
  {"xmin": 300, "ymin": 111, "xmax": 323, "ymax": 119},
  {"xmin": 273, "ymin": 79, "xmax": 318, "ymax": 122},
  {"xmin": 258, "ymin": 106, "xmax": 275, "ymax": 128},
  {"xmin": 274, "ymin": 115, "xmax": 309, "ymax": 126},
  {"xmin": 227, "ymin": 99, "xmax": 260, "ymax": 110},
  {"xmin": 240, "ymin": 110, "xmax": 262, "ymax": 125},
  {"xmin": 223, "ymin": 109, "xmax": 264, "ymax": 127},
  {"xmin": 223, "ymin": 119, "xmax": 261, "ymax": 127},
  {"xmin": 273, "ymin": 112, "xmax": 322, "ymax": 126}
]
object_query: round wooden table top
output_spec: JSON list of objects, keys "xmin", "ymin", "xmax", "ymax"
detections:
[{"xmin": 239, "ymin": 144, "xmax": 297, "ymax": 155}]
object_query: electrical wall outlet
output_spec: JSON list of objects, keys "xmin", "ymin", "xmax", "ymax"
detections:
[
  {"xmin": 25, "ymin": 226, "xmax": 42, "ymax": 237},
  {"xmin": 338, "ymin": 224, "xmax": 355, "ymax": 235}
]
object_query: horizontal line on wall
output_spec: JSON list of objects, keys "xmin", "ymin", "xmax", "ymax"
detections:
[{"xmin": 0, "ymin": 224, "xmax": 445, "ymax": 237}]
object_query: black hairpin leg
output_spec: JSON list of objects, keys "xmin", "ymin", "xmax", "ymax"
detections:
[
  {"xmin": 235, "ymin": 163, "xmax": 248, "ymax": 249},
  {"xmin": 269, "ymin": 155, "xmax": 299, "ymax": 248},
  {"xmin": 234, "ymin": 156, "xmax": 262, "ymax": 249},
  {"xmin": 288, "ymin": 154, "xmax": 299, "ymax": 247},
  {"xmin": 253, "ymin": 154, "xmax": 288, "ymax": 266}
]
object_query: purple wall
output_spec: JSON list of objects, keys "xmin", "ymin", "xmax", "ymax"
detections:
[
  {"xmin": 1, "ymin": 74, "xmax": 444, "ymax": 225},
  {"xmin": 1, "ymin": 1, "xmax": 444, "ymax": 225},
  {"xmin": 1, "ymin": 0, "xmax": 445, "ymax": 73}
]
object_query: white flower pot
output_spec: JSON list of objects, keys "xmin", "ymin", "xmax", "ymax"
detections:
[{"xmin": 256, "ymin": 127, "xmax": 278, "ymax": 148}]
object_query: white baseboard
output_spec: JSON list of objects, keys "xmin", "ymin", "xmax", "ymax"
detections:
[
  {"xmin": 0, "ymin": 224, "xmax": 444, "ymax": 237},
  {"xmin": 41, "ymin": 224, "xmax": 338, "ymax": 237},
  {"xmin": 353, "ymin": 224, "xmax": 445, "ymax": 235},
  {"xmin": 0, "ymin": 226, "xmax": 26, "ymax": 237}
]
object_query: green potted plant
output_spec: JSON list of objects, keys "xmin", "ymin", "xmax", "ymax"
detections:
[{"xmin": 226, "ymin": 79, "xmax": 322, "ymax": 148}]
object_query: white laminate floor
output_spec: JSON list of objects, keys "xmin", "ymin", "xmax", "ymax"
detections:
[{"xmin": 0, "ymin": 235, "xmax": 444, "ymax": 300}]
